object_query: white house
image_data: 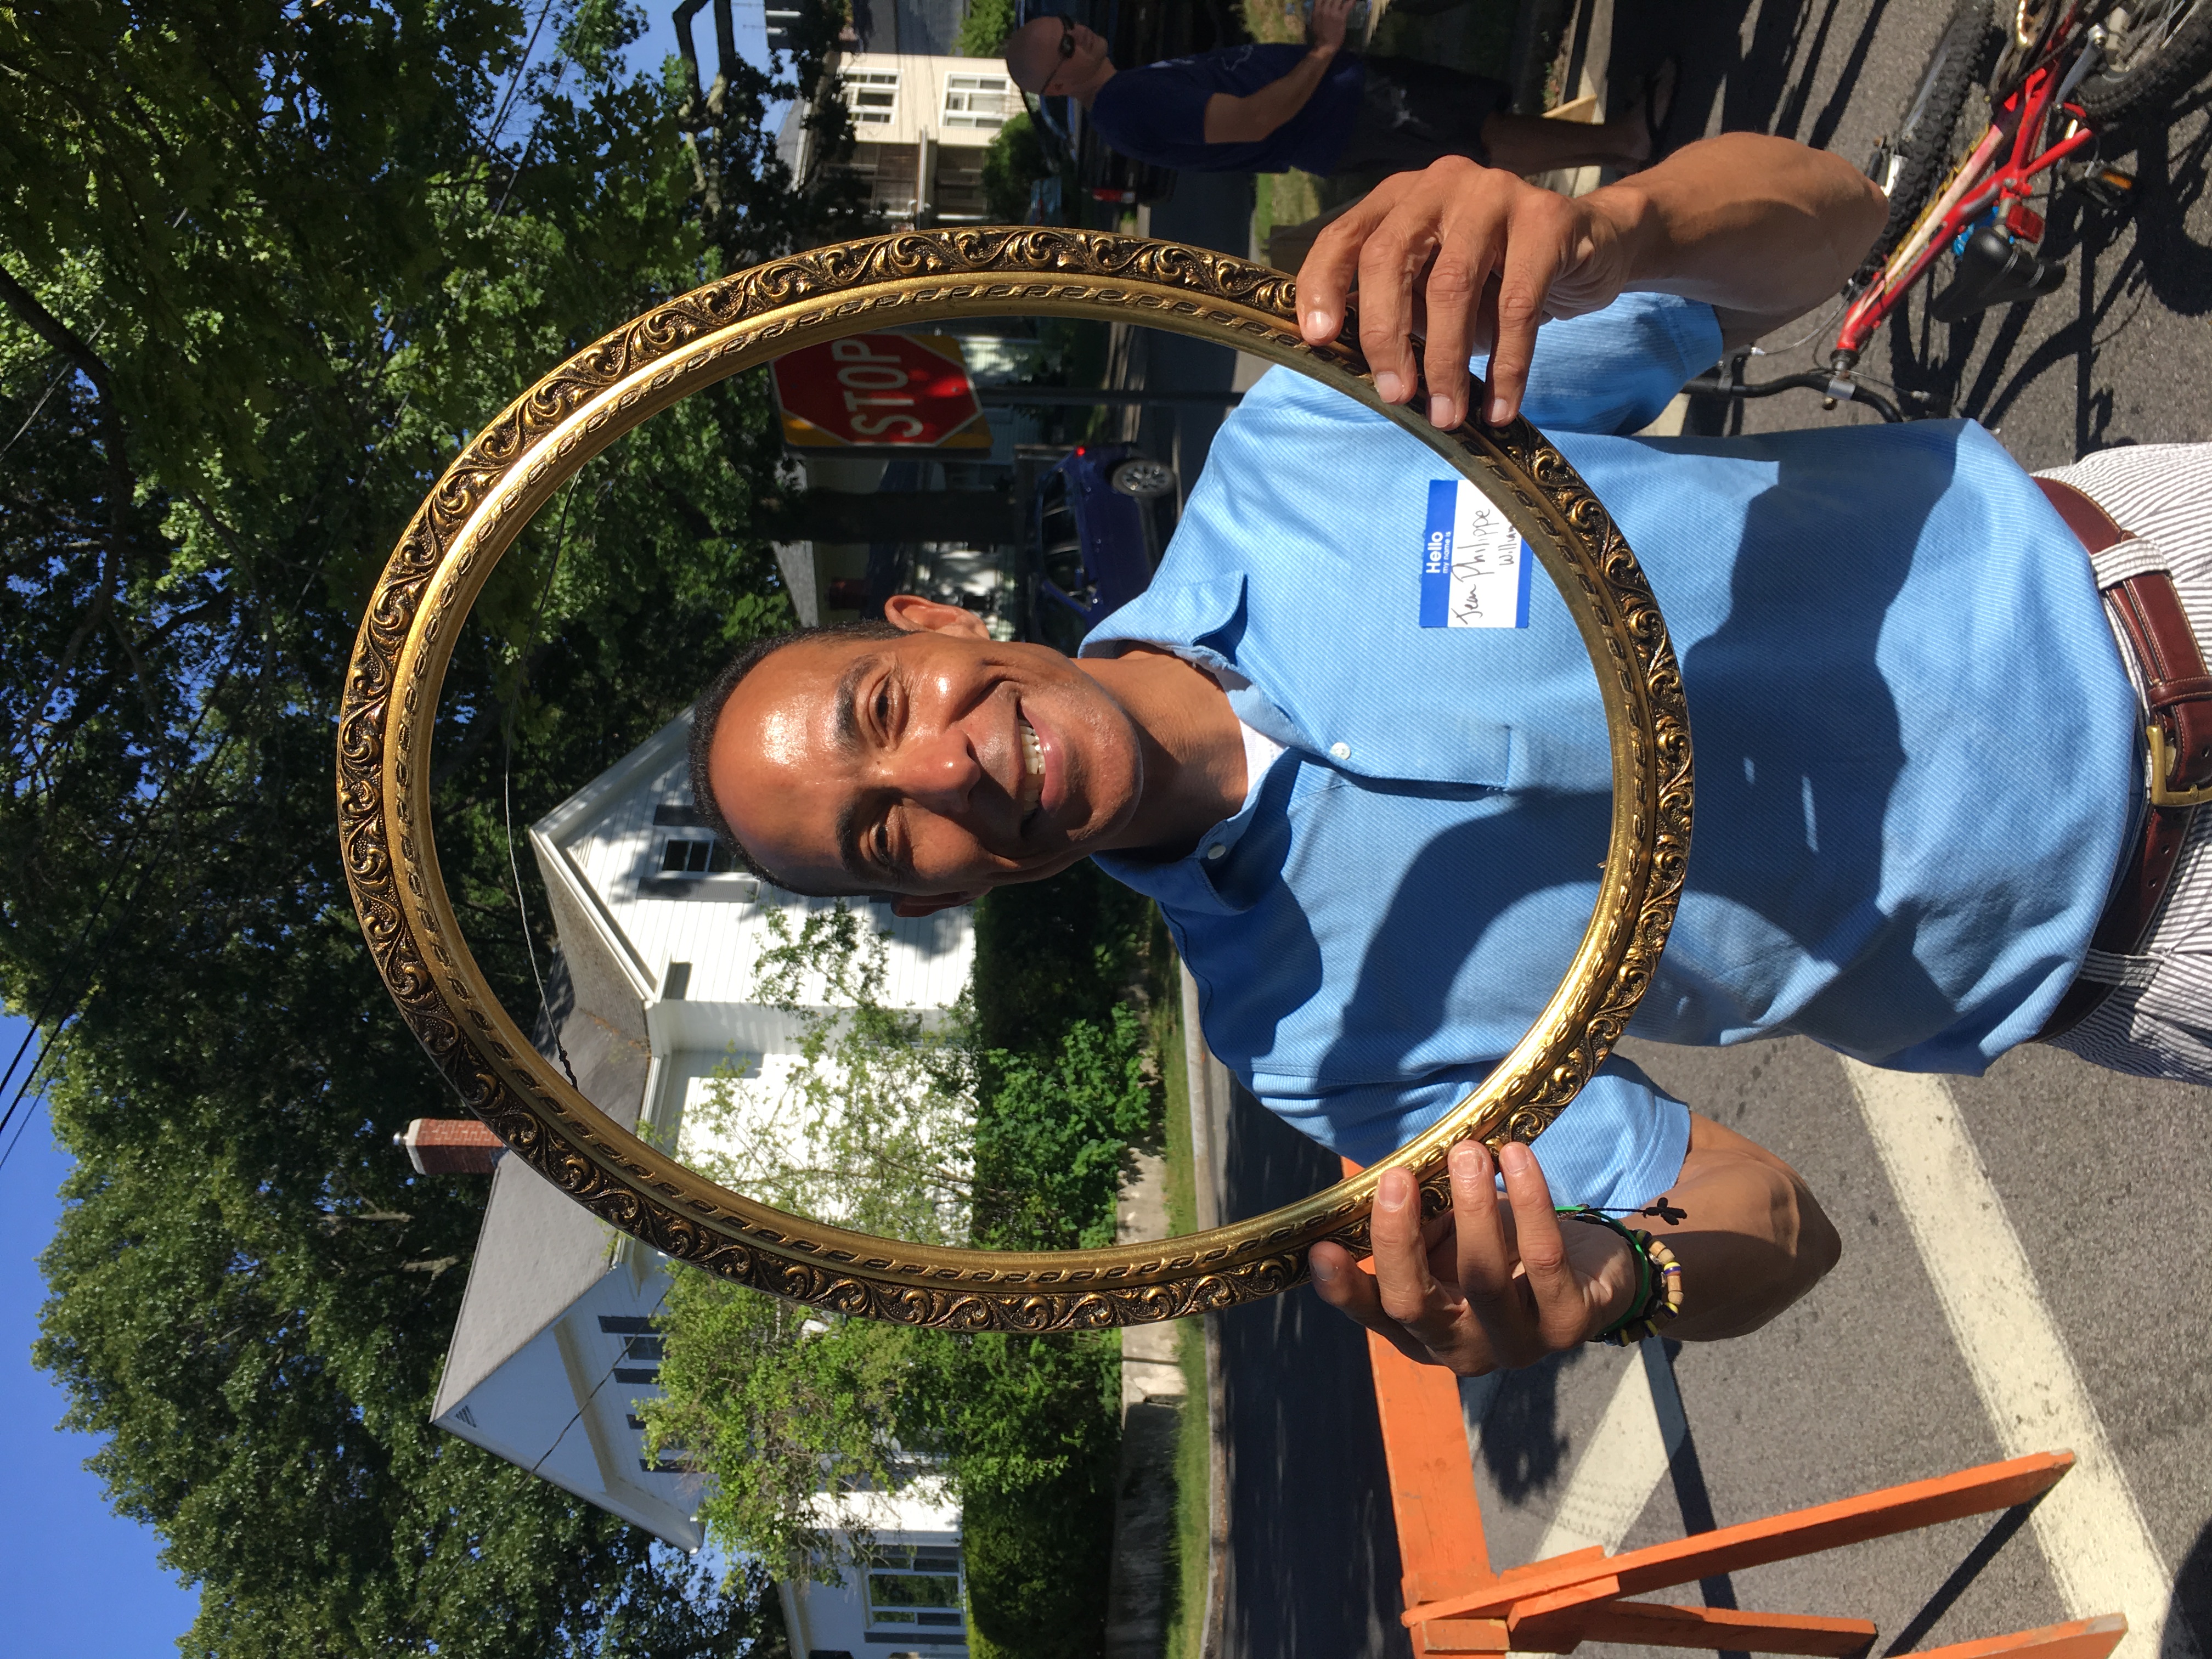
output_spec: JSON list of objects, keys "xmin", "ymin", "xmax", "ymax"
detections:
[{"xmin": 427, "ymin": 708, "xmax": 975, "ymax": 1655}]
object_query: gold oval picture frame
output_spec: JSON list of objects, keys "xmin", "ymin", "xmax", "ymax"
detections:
[{"xmin": 337, "ymin": 229, "xmax": 1692, "ymax": 1333}]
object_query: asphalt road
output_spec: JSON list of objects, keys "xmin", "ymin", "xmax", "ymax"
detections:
[{"xmin": 1146, "ymin": 1, "xmax": 2212, "ymax": 1654}]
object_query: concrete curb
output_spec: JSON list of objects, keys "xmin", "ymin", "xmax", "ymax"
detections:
[{"xmin": 1181, "ymin": 964, "xmax": 1232, "ymax": 1659}]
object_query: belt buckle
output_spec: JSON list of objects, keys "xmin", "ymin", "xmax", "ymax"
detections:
[{"xmin": 2147, "ymin": 723, "xmax": 2212, "ymax": 806}]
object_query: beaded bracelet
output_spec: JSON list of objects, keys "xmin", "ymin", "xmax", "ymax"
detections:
[{"xmin": 1554, "ymin": 1205, "xmax": 1685, "ymax": 1346}]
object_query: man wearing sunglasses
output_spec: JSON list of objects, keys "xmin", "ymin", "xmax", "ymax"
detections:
[
  {"xmin": 1002, "ymin": 2, "xmax": 1661, "ymax": 183},
  {"xmin": 687, "ymin": 132, "xmax": 2212, "ymax": 1379}
]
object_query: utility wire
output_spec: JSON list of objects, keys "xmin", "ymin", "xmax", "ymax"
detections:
[
  {"xmin": 486, "ymin": 0, "xmax": 562, "ymax": 152},
  {"xmin": 501, "ymin": 479, "xmax": 583, "ymax": 1090},
  {"xmin": 0, "ymin": 1076, "xmax": 44, "ymax": 1173},
  {"xmin": 0, "ymin": 616, "xmax": 263, "ymax": 1169},
  {"xmin": 527, "ymin": 1277, "xmax": 674, "ymax": 1479}
]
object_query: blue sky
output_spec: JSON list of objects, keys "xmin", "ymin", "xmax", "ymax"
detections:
[
  {"xmin": 624, "ymin": 1, "xmax": 775, "ymax": 102},
  {"xmin": 0, "ymin": 1010, "xmax": 200, "ymax": 1655}
]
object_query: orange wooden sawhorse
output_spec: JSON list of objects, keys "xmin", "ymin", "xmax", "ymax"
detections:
[{"xmin": 1349, "ymin": 1165, "xmax": 2124, "ymax": 1659}]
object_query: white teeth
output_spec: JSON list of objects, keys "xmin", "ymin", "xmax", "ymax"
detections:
[{"xmin": 1018, "ymin": 719, "xmax": 1044, "ymax": 811}]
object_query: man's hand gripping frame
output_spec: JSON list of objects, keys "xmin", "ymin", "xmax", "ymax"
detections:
[{"xmin": 335, "ymin": 229, "xmax": 1694, "ymax": 1333}]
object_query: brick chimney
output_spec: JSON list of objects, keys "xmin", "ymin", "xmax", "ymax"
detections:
[{"xmin": 395, "ymin": 1118, "xmax": 506, "ymax": 1176}]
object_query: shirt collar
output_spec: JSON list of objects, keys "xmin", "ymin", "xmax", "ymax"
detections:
[
  {"xmin": 1094, "ymin": 712, "xmax": 1289, "ymax": 917},
  {"xmin": 1082, "ymin": 574, "xmax": 1306, "ymax": 915}
]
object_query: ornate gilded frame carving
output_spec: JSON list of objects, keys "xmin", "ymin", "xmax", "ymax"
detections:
[{"xmin": 336, "ymin": 229, "xmax": 1692, "ymax": 1333}]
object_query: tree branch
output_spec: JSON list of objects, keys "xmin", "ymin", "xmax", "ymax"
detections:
[{"xmin": 0, "ymin": 263, "xmax": 144, "ymax": 579}]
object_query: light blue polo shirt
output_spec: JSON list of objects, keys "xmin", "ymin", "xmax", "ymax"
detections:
[{"xmin": 1086, "ymin": 294, "xmax": 2137, "ymax": 1206}]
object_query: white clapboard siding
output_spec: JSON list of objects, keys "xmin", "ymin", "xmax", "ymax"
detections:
[
  {"xmin": 532, "ymin": 709, "xmax": 975, "ymax": 1154},
  {"xmin": 535, "ymin": 710, "xmax": 973, "ymax": 1014}
]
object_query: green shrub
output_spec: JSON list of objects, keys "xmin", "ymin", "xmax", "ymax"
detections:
[
  {"xmin": 981, "ymin": 111, "xmax": 1053, "ymax": 223},
  {"xmin": 971, "ymin": 860, "xmax": 1156, "ymax": 1057},
  {"xmin": 908, "ymin": 1330, "xmax": 1120, "ymax": 1659},
  {"xmin": 974, "ymin": 1005, "xmax": 1154, "ymax": 1250}
]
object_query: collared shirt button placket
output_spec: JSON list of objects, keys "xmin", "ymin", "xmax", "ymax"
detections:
[
  {"xmin": 1205, "ymin": 843, "xmax": 1227, "ymax": 860},
  {"xmin": 1330, "ymin": 741, "xmax": 1351, "ymax": 759}
]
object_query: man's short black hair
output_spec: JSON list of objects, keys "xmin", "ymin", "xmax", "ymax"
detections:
[{"xmin": 686, "ymin": 617, "xmax": 904, "ymax": 892}]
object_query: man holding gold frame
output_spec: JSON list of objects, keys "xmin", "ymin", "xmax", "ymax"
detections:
[{"xmin": 689, "ymin": 132, "xmax": 2209, "ymax": 1376}]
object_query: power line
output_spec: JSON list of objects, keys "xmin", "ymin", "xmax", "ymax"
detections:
[
  {"xmin": 486, "ymin": 0, "xmax": 563, "ymax": 151},
  {"xmin": 503, "ymin": 479, "xmax": 583, "ymax": 1090}
]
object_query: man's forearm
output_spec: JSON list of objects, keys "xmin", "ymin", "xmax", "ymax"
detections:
[
  {"xmin": 1594, "ymin": 134, "xmax": 1888, "ymax": 342},
  {"xmin": 1655, "ymin": 1110, "xmax": 1841, "ymax": 1341},
  {"xmin": 1203, "ymin": 48, "xmax": 1336, "ymax": 145}
]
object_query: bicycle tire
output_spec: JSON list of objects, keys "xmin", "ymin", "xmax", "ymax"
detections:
[
  {"xmin": 2076, "ymin": 0, "xmax": 2212, "ymax": 122},
  {"xmin": 1864, "ymin": 0, "xmax": 1998, "ymax": 267}
]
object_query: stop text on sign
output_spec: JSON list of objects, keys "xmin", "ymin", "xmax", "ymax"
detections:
[{"xmin": 771, "ymin": 333, "xmax": 993, "ymax": 454}]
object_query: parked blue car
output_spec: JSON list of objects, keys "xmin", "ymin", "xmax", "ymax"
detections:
[{"xmin": 1026, "ymin": 443, "xmax": 1176, "ymax": 651}]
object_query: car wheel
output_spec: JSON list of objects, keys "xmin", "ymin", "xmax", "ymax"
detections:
[{"xmin": 1109, "ymin": 457, "xmax": 1176, "ymax": 499}]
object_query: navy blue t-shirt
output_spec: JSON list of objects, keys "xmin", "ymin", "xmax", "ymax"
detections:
[{"xmin": 1087, "ymin": 44, "xmax": 1364, "ymax": 174}]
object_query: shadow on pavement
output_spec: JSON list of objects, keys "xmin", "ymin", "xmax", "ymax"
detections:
[
  {"xmin": 2177, "ymin": 1513, "xmax": 2212, "ymax": 1656},
  {"xmin": 1617, "ymin": 0, "xmax": 2212, "ymax": 447},
  {"xmin": 1480, "ymin": 1354, "xmax": 1579, "ymax": 1503}
]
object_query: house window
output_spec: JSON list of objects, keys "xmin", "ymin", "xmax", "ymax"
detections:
[
  {"xmin": 600, "ymin": 1314, "xmax": 663, "ymax": 1384},
  {"xmin": 931, "ymin": 149, "xmax": 989, "ymax": 219},
  {"xmin": 843, "ymin": 140, "xmax": 921, "ymax": 217},
  {"xmin": 864, "ymin": 1545, "xmax": 966, "ymax": 1636},
  {"xmin": 660, "ymin": 837, "xmax": 735, "ymax": 876},
  {"xmin": 941, "ymin": 71, "xmax": 1010, "ymax": 128},
  {"xmin": 843, "ymin": 69, "xmax": 899, "ymax": 125}
]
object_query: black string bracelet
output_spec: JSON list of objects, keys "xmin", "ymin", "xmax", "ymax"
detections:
[
  {"xmin": 1555, "ymin": 1204, "xmax": 1686, "ymax": 1345},
  {"xmin": 1582, "ymin": 1195, "xmax": 1686, "ymax": 1226}
]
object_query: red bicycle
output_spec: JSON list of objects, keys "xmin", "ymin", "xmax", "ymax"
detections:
[{"xmin": 1696, "ymin": 0, "xmax": 2212, "ymax": 422}]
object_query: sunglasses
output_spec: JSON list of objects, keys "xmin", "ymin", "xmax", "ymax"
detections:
[{"xmin": 1040, "ymin": 15, "xmax": 1076, "ymax": 92}]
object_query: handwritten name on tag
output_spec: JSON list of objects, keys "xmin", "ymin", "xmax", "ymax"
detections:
[{"xmin": 1419, "ymin": 478, "xmax": 1532, "ymax": 629}]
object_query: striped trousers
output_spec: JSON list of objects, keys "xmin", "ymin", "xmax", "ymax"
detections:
[{"xmin": 2032, "ymin": 445, "xmax": 2212, "ymax": 1084}]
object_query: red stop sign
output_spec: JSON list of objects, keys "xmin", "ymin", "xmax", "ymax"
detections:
[{"xmin": 770, "ymin": 333, "xmax": 989, "ymax": 451}]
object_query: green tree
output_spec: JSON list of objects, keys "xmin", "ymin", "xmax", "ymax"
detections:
[
  {"xmin": 1, "ymin": 2, "xmax": 851, "ymax": 1652},
  {"xmin": 647, "ymin": 883, "xmax": 1160, "ymax": 1657},
  {"xmin": 955, "ymin": 0, "xmax": 1018, "ymax": 57},
  {"xmin": 687, "ymin": 902, "xmax": 980, "ymax": 1243},
  {"xmin": 980, "ymin": 112, "xmax": 1053, "ymax": 224}
]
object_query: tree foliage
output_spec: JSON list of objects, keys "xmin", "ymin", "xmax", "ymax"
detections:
[
  {"xmin": 954, "ymin": 0, "xmax": 1018, "ymax": 58},
  {"xmin": 687, "ymin": 902, "xmax": 979, "ymax": 1244},
  {"xmin": 646, "ymin": 879, "xmax": 1164, "ymax": 1657},
  {"xmin": 979, "ymin": 112, "xmax": 1054, "ymax": 224},
  {"xmin": 1, "ymin": 2, "xmax": 855, "ymax": 1652}
]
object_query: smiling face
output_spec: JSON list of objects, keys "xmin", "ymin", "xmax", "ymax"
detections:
[{"xmin": 707, "ymin": 598, "xmax": 1147, "ymax": 911}]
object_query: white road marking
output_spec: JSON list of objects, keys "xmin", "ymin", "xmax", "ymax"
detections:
[
  {"xmin": 1481, "ymin": 1341, "xmax": 1687, "ymax": 1659},
  {"xmin": 1531, "ymin": 1338, "xmax": 1687, "ymax": 1560},
  {"xmin": 1841, "ymin": 1059, "xmax": 2190, "ymax": 1659}
]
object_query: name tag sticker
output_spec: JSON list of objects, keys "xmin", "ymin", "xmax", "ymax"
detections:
[{"xmin": 1419, "ymin": 478, "xmax": 1532, "ymax": 629}]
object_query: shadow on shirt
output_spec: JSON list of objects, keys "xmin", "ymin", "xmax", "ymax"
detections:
[{"xmin": 1318, "ymin": 435, "xmax": 1959, "ymax": 1110}]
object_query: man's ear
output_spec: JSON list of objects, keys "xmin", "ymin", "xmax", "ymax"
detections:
[
  {"xmin": 890, "ymin": 890, "xmax": 980, "ymax": 918},
  {"xmin": 882, "ymin": 594, "xmax": 991, "ymax": 639}
]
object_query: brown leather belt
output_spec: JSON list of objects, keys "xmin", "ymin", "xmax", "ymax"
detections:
[{"xmin": 2034, "ymin": 476, "xmax": 2212, "ymax": 1040}]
